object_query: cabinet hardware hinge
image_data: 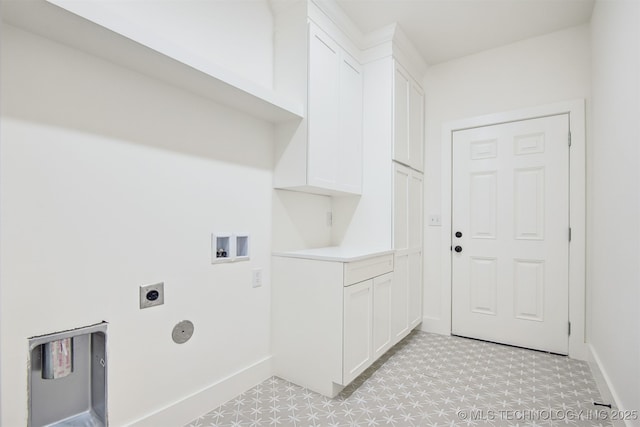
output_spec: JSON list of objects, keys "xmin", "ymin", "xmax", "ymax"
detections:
[
  {"xmin": 568, "ymin": 321, "xmax": 572, "ymax": 336},
  {"xmin": 569, "ymin": 227, "xmax": 572, "ymax": 242},
  {"xmin": 568, "ymin": 131, "xmax": 572, "ymax": 147}
]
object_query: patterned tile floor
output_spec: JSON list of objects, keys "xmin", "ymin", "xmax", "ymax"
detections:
[{"xmin": 186, "ymin": 331, "xmax": 613, "ymax": 426}]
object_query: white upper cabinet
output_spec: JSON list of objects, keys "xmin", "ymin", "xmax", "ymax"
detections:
[
  {"xmin": 409, "ymin": 80, "xmax": 425, "ymax": 172},
  {"xmin": 393, "ymin": 62, "xmax": 424, "ymax": 172},
  {"xmin": 307, "ymin": 25, "xmax": 341, "ymax": 190},
  {"xmin": 337, "ymin": 52, "xmax": 364, "ymax": 194},
  {"xmin": 307, "ymin": 23, "xmax": 363, "ymax": 194},
  {"xmin": 393, "ymin": 65, "xmax": 410, "ymax": 166},
  {"xmin": 273, "ymin": 17, "xmax": 363, "ymax": 196}
]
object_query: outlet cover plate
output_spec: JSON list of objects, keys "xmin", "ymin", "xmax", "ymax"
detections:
[{"xmin": 140, "ymin": 282, "xmax": 164, "ymax": 309}]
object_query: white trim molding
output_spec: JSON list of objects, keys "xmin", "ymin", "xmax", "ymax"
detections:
[
  {"xmin": 360, "ymin": 23, "xmax": 427, "ymax": 79},
  {"xmin": 128, "ymin": 356, "xmax": 272, "ymax": 427},
  {"xmin": 436, "ymin": 100, "xmax": 587, "ymax": 359},
  {"xmin": 587, "ymin": 345, "xmax": 628, "ymax": 426}
]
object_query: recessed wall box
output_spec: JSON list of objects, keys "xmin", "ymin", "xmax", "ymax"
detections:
[
  {"xmin": 213, "ymin": 234, "xmax": 231, "ymax": 260},
  {"xmin": 212, "ymin": 233, "xmax": 250, "ymax": 263},
  {"xmin": 236, "ymin": 234, "xmax": 249, "ymax": 259},
  {"xmin": 28, "ymin": 323, "xmax": 108, "ymax": 427}
]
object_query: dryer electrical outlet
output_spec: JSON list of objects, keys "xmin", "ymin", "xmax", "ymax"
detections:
[{"xmin": 139, "ymin": 283, "xmax": 164, "ymax": 309}]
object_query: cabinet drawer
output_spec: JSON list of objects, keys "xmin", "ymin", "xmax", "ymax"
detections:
[{"xmin": 344, "ymin": 254, "xmax": 393, "ymax": 286}]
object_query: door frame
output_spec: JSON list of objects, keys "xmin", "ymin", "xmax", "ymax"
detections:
[{"xmin": 439, "ymin": 100, "xmax": 586, "ymax": 359}]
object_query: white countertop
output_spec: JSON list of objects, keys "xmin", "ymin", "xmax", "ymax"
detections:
[{"xmin": 272, "ymin": 246, "xmax": 394, "ymax": 262}]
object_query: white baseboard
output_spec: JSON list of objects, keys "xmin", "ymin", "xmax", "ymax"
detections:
[
  {"xmin": 586, "ymin": 344, "xmax": 629, "ymax": 427},
  {"xmin": 128, "ymin": 356, "xmax": 273, "ymax": 427}
]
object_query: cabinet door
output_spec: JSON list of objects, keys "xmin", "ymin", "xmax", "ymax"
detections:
[
  {"xmin": 343, "ymin": 280, "xmax": 373, "ymax": 385},
  {"xmin": 391, "ymin": 253, "xmax": 409, "ymax": 341},
  {"xmin": 392, "ymin": 162, "xmax": 410, "ymax": 341},
  {"xmin": 393, "ymin": 163, "xmax": 423, "ymax": 340},
  {"xmin": 393, "ymin": 163, "xmax": 410, "ymax": 251},
  {"xmin": 408, "ymin": 171, "xmax": 424, "ymax": 327},
  {"xmin": 409, "ymin": 82, "xmax": 424, "ymax": 171},
  {"xmin": 393, "ymin": 64, "xmax": 410, "ymax": 166},
  {"xmin": 337, "ymin": 52, "xmax": 363, "ymax": 194},
  {"xmin": 408, "ymin": 250, "xmax": 423, "ymax": 328},
  {"xmin": 408, "ymin": 170, "xmax": 423, "ymax": 250},
  {"xmin": 373, "ymin": 273, "xmax": 393, "ymax": 359},
  {"xmin": 308, "ymin": 23, "xmax": 339, "ymax": 190}
]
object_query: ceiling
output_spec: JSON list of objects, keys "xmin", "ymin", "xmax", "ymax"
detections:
[{"xmin": 333, "ymin": 0, "xmax": 595, "ymax": 65}]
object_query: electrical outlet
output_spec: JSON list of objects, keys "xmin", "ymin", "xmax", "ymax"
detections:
[
  {"xmin": 428, "ymin": 214, "xmax": 441, "ymax": 226},
  {"xmin": 140, "ymin": 282, "xmax": 164, "ymax": 309},
  {"xmin": 252, "ymin": 269, "xmax": 262, "ymax": 288}
]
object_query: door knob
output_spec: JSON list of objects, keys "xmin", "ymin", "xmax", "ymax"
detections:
[
  {"xmin": 454, "ymin": 246, "xmax": 463, "ymax": 253},
  {"xmin": 455, "ymin": 231, "xmax": 462, "ymax": 238}
]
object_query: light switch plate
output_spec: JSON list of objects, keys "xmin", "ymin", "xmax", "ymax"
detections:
[{"xmin": 252, "ymin": 269, "xmax": 262, "ymax": 288}]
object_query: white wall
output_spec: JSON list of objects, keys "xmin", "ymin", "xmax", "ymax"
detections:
[
  {"xmin": 0, "ymin": 25, "xmax": 276, "ymax": 426},
  {"xmin": 421, "ymin": 25, "xmax": 591, "ymax": 331},
  {"xmin": 75, "ymin": 0, "xmax": 275, "ymax": 89},
  {"xmin": 272, "ymin": 190, "xmax": 332, "ymax": 252},
  {"xmin": 588, "ymin": 0, "xmax": 640, "ymax": 414}
]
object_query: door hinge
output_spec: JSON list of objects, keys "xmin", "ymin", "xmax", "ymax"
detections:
[
  {"xmin": 568, "ymin": 131, "xmax": 572, "ymax": 147},
  {"xmin": 568, "ymin": 321, "xmax": 572, "ymax": 336},
  {"xmin": 569, "ymin": 227, "xmax": 572, "ymax": 242}
]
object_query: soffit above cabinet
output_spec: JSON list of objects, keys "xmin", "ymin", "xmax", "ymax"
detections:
[{"xmin": 1, "ymin": 0, "xmax": 303, "ymax": 123}]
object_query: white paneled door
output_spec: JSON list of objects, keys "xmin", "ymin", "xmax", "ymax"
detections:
[{"xmin": 452, "ymin": 114, "xmax": 570, "ymax": 355}]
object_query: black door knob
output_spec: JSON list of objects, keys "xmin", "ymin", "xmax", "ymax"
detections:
[
  {"xmin": 455, "ymin": 231, "xmax": 463, "ymax": 238},
  {"xmin": 454, "ymin": 246, "xmax": 463, "ymax": 253}
]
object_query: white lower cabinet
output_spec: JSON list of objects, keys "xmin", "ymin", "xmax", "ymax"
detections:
[
  {"xmin": 393, "ymin": 162, "xmax": 424, "ymax": 337},
  {"xmin": 391, "ymin": 253, "xmax": 409, "ymax": 340},
  {"xmin": 408, "ymin": 251, "xmax": 423, "ymax": 328},
  {"xmin": 343, "ymin": 279, "xmax": 373, "ymax": 385},
  {"xmin": 343, "ymin": 272, "xmax": 394, "ymax": 384},
  {"xmin": 273, "ymin": 250, "xmax": 399, "ymax": 397},
  {"xmin": 372, "ymin": 273, "xmax": 393, "ymax": 360}
]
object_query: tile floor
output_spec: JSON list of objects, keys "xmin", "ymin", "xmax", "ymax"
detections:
[{"xmin": 186, "ymin": 331, "xmax": 613, "ymax": 426}]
